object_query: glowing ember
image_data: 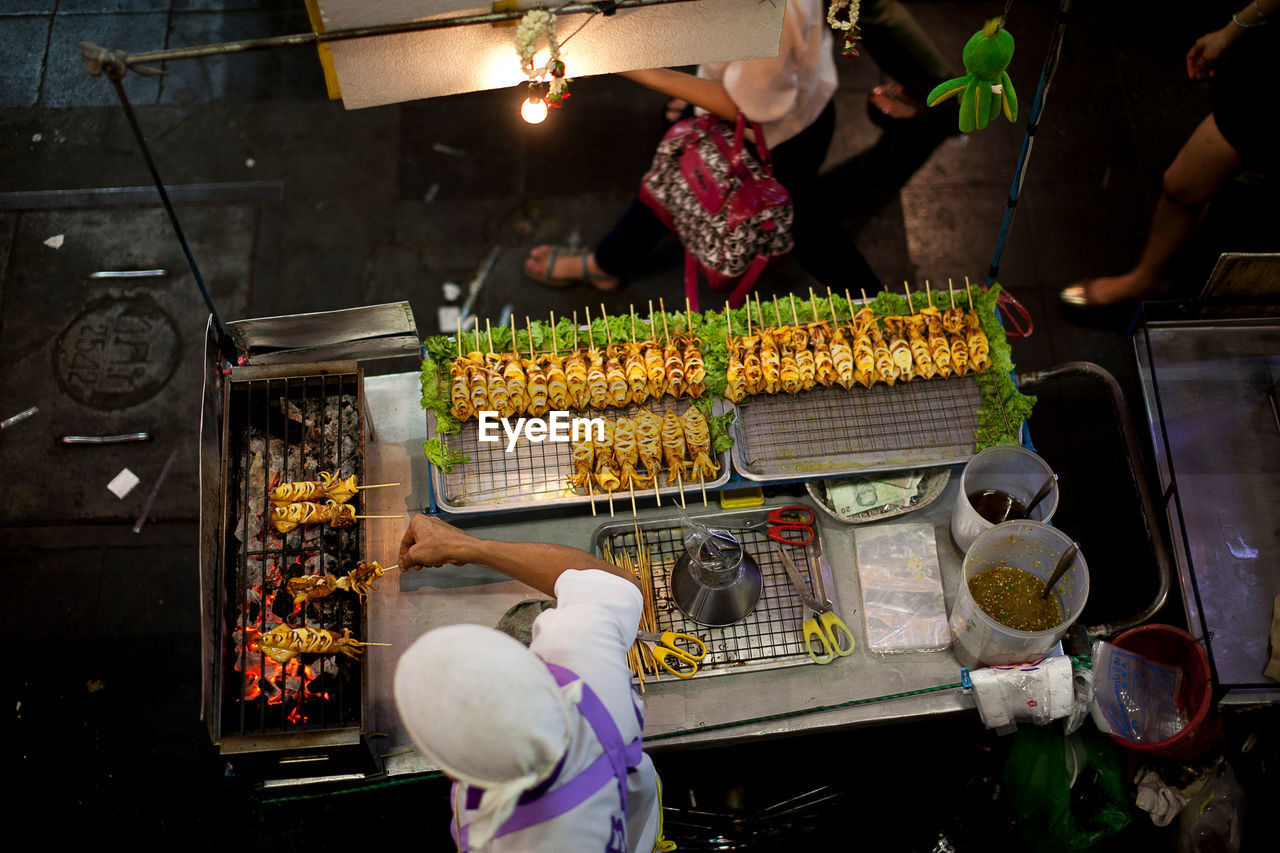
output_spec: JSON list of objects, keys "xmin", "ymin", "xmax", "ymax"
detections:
[{"xmin": 234, "ymin": 584, "xmax": 333, "ymax": 711}]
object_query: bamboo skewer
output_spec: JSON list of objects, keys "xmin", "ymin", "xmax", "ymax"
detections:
[
  {"xmin": 355, "ymin": 483, "xmax": 400, "ymax": 491},
  {"xmin": 659, "ymin": 298, "xmax": 671, "ymax": 343},
  {"xmin": 904, "ymin": 281, "xmax": 914, "ymax": 313},
  {"xmin": 587, "ymin": 476, "xmax": 596, "ymax": 517},
  {"xmin": 964, "ymin": 276, "xmax": 976, "ymax": 311}
]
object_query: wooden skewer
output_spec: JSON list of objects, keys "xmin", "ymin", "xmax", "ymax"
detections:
[
  {"xmin": 845, "ymin": 289, "xmax": 855, "ymax": 318},
  {"xmin": 948, "ymin": 279, "xmax": 956, "ymax": 308},
  {"xmin": 685, "ymin": 297, "xmax": 694, "ymax": 334},
  {"xmin": 572, "ymin": 309, "xmax": 579, "ymax": 351},
  {"xmin": 675, "ymin": 469, "xmax": 686, "ymax": 509},
  {"xmin": 659, "ymin": 297, "xmax": 671, "ymax": 343},
  {"xmin": 587, "ymin": 476, "xmax": 597, "ymax": 517},
  {"xmin": 648, "ymin": 299, "xmax": 657, "ymax": 341},
  {"xmin": 809, "ymin": 286, "xmax": 819, "ymax": 323},
  {"xmin": 628, "ymin": 480, "xmax": 638, "ymax": 518},
  {"xmin": 601, "ymin": 303, "xmax": 613, "ymax": 347},
  {"xmin": 725, "ymin": 300, "xmax": 733, "ymax": 338},
  {"xmin": 653, "ymin": 471, "xmax": 661, "ymax": 507},
  {"xmin": 607, "ymin": 488, "xmax": 615, "ymax": 518},
  {"xmin": 699, "ymin": 471, "xmax": 707, "ymax": 507},
  {"xmin": 457, "ymin": 317, "xmax": 464, "ymax": 358},
  {"xmin": 355, "ymin": 483, "xmax": 400, "ymax": 490},
  {"xmin": 485, "ymin": 318, "xmax": 495, "ymax": 353},
  {"xmin": 509, "ymin": 316, "xmax": 521, "ymax": 360},
  {"xmin": 630, "ymin": 305, "xmax": 638, "ymax": 343},
  {"xmin": 925, "ymin": 280, "xmax": 933, "ymax": 310},
  {"xmin": 382, "ymin": 564, "xmax": 400, "ymax": 571},
  {"xmin": 904, "ymin": 281, "xmax": 914, "ymax": 314},
  {"xmin": 549, "ymin": 310, "xmax": 559, "ymax": 357},
  {"xmin": 744, "ymin": 296, "xmax": 752, "ymax": 336},
  {"xmin": 789, "ymin": 293, "xmax": 800, "ymax": 326},
  {"xmin": 772, "ymin": 294, "xmax": 781, "ymax": 329},
  {"xmin": 527, "ymin": 316, "xmax": 537, "ymax": 360},
  {"xmin": 860, "ymin": 287, "xmax": 871, "ymax": 310},
  {"xmin": 354, "ymin": 514, "xmax": 403, "ymax": 520},
  {"xmin": 584, "ymin": 305, "xmax": 596, "ymax": 352},
  {"xmin": 964, "ymin": 276, "xmax": 976, "ymax": 310}
]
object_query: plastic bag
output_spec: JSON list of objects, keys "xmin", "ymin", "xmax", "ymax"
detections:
[
  {"xmin": 1003, "ymin": 726, "xmax": 1131, "ymax": 851},
  {"xmin": 853, "ymin": 523, "xmax": 949, "ymax": 655},
  {"xmin": 1091, "ymin": 640, "xmax": 1187, "ymax": 743},
  {"xmin": 1176, "ymin": 759, "xmax": 1244, "ymax": 853}
]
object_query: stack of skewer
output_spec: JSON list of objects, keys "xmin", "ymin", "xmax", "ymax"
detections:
[
  {"xmin": 447, "ymin": 299, "xmax": 705, "ymax": 422},
  {"xmin": 724, "ymin": 279, "xmax": 991, "ymax": 402},
  {"xmin": 604, "ymin": 530, "xmax": 664, "ymax": 692}
]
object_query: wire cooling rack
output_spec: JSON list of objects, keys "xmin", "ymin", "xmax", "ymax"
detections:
[
  {"xmin": 430, "ymin": 396, "xmax": 730, "ymax": 513},
  {"xmin": 731, "ymin": 376, "xmax": 983, "ymax": 480},
  {"xmin": 598, "ymin": 510, "xmax": 840, "ymax": 683}
]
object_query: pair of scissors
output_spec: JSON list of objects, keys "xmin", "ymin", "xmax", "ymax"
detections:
[
  {"xmin": 774, "ymin": 544, "xmax": 856, "ymax": 664},
  {"xmin": 637, "ymin": 630, "xmax": 707, "ymax": 679},
  {"xmin": 727, "ymin": 505, "xmax": 816, "ymax": 546}
]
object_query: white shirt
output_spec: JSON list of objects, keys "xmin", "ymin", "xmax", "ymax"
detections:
[
  {"xmin": 464, "ymin": 569, "xmax": 659, "ymax": 852},
  {"xmin": 698, "ymin": 0, "xmax": 837, "ymax": 148}
]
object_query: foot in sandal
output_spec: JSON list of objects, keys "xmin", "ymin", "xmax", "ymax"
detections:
[{"xmin": 524, "ymin": 246, "xmax": 622, "ymax": 292}]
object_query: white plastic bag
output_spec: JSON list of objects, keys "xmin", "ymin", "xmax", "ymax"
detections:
[{"xmin": 853, "ymin": 523, "xmax": 950, "ymax": 655}]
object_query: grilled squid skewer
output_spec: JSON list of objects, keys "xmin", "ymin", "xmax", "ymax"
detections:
[
  {"xmin": 612, "ymin": 416, "xmax": 652, "ymax": 489},
  {"xmin": 270, "ymin": 471, "xmax": 359, "ymax": 505},
  {"xmin": 604, "ymin": 346, "xmax": 631, "ymax": 408},
  {"xmin": 829, "ymin": 325, "xmax": 856, "ymax": 389},
  {"xmin": 634, "ymin": 408, "xmax": 664, "ymax": 482},
  {"xmin": 660, "ymin": 409, "xmax": 689, "ymax": 485},
  {"xmin": 725, "ymin": 338, "xmax": 748, "ymax": 403},
  {"xmin": 907, "ymin": 316, "xmax": 938, "ymax": 380},
  {"xmin": 542, "ymin": 352, "xmax": 570, "ymax": 410},
  {"xmin": 287, "ymin": 561, "xmax": 391, "ymax": 606},
  {"xmin": 759, "ymin": 329, "xmax": 782, "ymax": 394},
  {"xmin": 254, "ymin": 625, "xmax": 389, "ymax": 664},
  {"xmin": 271, "ymin": 500, "xmax": 357, "ymax": 533},
  {"xmin": 680, "ymin": 407, "xmax": 719, "ymax": 481}
]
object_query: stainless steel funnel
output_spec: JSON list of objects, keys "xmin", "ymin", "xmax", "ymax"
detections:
[{"xmin": 670, "ymin": 529, "xmax": 762, "ymax": 627}]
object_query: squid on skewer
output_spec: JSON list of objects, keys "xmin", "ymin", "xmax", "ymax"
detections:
[
  {"xmin": 949, "ymin": 329, "xmax": 970, "ymax": 376},
  {"xmin": 624, "ymin": 342, "xmax": 650, "ymax": 405},
  {"xmin": 643, "ymin": 339, "xmax": 667, "ymax": 400},
  {"xmin": 680, "ymin": 407, "xmax": 719, "ymax": 482},
  {"xmin": 613, "ymin": 416, "xmax": 652, "ymax": 489},
  {"xmin": 634, "ymin": 408, "xmax": 664, "ymax": 482},
  {"xmin": 809, "ymin": 323, "xmax": 837, "ymax": 388},
  {"xmin": 660, "ymin": 409, "xmax": 689, "ymax": 484},
  {"xmin": 503, "ymin": 353, "xmax": 530, "ymax": 415},
  {"xmin": 921, "ymin": 307, "xmax": 953, "ymax": 378},
  {"xmin": 725, "ymin": 337, "xmax": 748, "ymax": 403},
  {"xmin": 851, "ymin": 328, "xmax": 876, "ymax": 389},
  {"xmin": 287, "ymin": 561, "xmax": 391, "ymax": 606},
  {"xmin": 586, "ymin": 348, "xmax": 610, "ymax": 410},
  {"xmin": 964, "ymin": 312, "xmax": 990, "ymax": 373},
  {"xmin": 270, "ymin": 471, "xmax": 359, "ymax": 505},
  {"xmin": 449, "ymin": 357, "xmax": 475, "ymax": 420},
  {"xmin": 254, "ymin": 625, "xmax": 387, "ymax": 664},
  {"xmin": 663, "ymin": 338, "xmax": 687, "ymax": 399},
  {"xmin": 828, "ymin": 325, "xmax": 856, "ymax": 390},
  {"xmin": 542, "ymin": 352, "xmax": 571, "ymax": 410},
  {"xmin": 523, "ymin": 356, "xmax": 550, "ymax": 417},
  {"xmin": 271, "ymin": 500, "xmax": 358, "ymax": 533},
  {"xmin": 739, "ymin": 335, "xmax": 764, "ymax": 396},
  {"xmin": 906, "ymin": 315, "xmax": 938, "ymax": 380},
  {"xmin": 868, "ymin": 321, "xmax": 898, "ymax": 386},
  {"xmin": 882, "ymin": 317, "xmax": 916, "ymax": 381},
  {"xmin": 679, "ymin": 335, "xmax": 706, "ymax": 398},
  {"xmin": 758, "ymin": 328, "xmax": 782, "ymax": 394},
  {"xmin": 564, "ymin": 347, "xmax": 591, "ymax": 410},
  {"xmin": 569, "ymin": 421, "xmax": 596, "ymax": 490},
  {"xmin": 604, "ymin": 345, "xmax": 631, "ymax": 409},
  {"xmin": 484, "ymin": 354, "xmax": 515, "ymax": 419},
  {"xmin": 592, "ymin": 417, "xmax": 622, "ymax": 493},
  {"xmin": 789, "ymin": 326, "xmax": 817, "ymax": 391}
]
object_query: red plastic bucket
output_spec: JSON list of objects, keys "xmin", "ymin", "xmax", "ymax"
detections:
[{"xmin": 1105, "ymin": 624, "xmax": 1219, "ymax": 759}]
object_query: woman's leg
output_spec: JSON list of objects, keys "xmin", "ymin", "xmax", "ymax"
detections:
[
  {"xmin": 772, "ymin": 102, "xmax": 880, "ymax": 290},
  {"xmin": 524, "ymin": 198, "xmax": 668, "ymax": 288},
  {"xmin": 1064, "ymin": 113, "xmax": 1242, "ymax": 306}
]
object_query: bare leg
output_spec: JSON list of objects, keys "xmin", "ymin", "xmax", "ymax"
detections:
[{"xmin": 1065, "ymin": 114, "xmax": 1242, "ymax": 306}]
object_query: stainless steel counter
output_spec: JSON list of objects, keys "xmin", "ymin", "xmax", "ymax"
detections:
[{"xmin": 360, "ymin": 372, "xmax": 975, "ymax": 776}]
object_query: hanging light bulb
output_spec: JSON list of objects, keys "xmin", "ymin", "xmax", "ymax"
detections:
[{"xmin": 521, "ymin": 95, "xmax": 548, "ymax": 124}]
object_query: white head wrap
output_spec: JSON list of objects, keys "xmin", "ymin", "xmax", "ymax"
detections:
[{"xmin": 393, "ymin": 624, "xmax": 574, "ymax": 847}]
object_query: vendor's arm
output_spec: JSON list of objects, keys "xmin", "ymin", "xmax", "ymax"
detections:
[
  {"xmin": 1187, "ymin": 0, "xmax": 1276, "ymax": 78},
  {"xmin": 398, "ymin": 514, "xmax": 640, "ymax": 597},
  {"xmin": 619, "ymin": 68, "xmax": 739, "ymax": 121}
]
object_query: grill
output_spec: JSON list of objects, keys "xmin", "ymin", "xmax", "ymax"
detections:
[{"xmin": 198, "ymin": 304, "xmax": 419, "ymax": 785}]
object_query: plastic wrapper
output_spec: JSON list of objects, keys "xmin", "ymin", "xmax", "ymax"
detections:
[
  {"xmin": 969, "ymin": 656, "xmax": 1076, "ymax": 732},
  {"xmin": 853, "ymin": 522, "xmax": 950, "ymax": 655},
  {"xmin": 1090, "ymin": 640, "xmax": 1188, "ymax": 743}
]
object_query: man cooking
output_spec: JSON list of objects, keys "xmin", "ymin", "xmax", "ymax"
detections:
[{"xmin": 394, "ymin": 514, "xmax": 672, "ymax": 852}]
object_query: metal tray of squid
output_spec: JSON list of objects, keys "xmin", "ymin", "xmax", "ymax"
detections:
[
  {"xmin": 729, "ymin": 377, "xmax": 991, "ymax": 481},
  {"xmin": 593, "ymin": 505, "xmax": 842, "ymax": 683},
  {"xmin": 427, "ymin": 397, "xmax": 731, "ymax": 515}
]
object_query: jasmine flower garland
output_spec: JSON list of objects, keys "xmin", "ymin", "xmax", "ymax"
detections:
[
  {"xmin": 826, "ymin": 0, "xmax": 862, "ymax": 56},
  {"xmin": 515, "ymin": 9, "xmax": 570, "ymax": 104}
]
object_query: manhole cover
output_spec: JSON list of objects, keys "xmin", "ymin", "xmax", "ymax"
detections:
[{"xmin": 54, "ymin": 294, "xmax": 181, "ymax": 410}]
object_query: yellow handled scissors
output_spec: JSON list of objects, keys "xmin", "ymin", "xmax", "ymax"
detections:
[
  {"xmin": 637, "ymin": 630, "xmax": 707, "ymax": 679},
  {"xmin": 774, "ymin": 544, "xmax": 856, "ymax": 664}
]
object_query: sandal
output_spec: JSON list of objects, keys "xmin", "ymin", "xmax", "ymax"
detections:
[
  {"xmin": 867, "ymin": 82, "xmax": 926, "ymax": 126},
  {"xmin": 524, "ymin": 246, "xmax": 622, "ymax": 292}
]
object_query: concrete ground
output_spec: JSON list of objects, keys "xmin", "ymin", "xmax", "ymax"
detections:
[{"xmin": 3, "ymin": 1, "xmax": 1278, "ymax": 849}]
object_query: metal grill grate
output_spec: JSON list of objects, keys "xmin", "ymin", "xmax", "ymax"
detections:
[
  {"xmin": 600, "ymin": 517, "xmax": 833, "ymax": 682},
  {"xmin": 433, "ymin": 396, "xmax": 731, "ymax": 512},
  {"xmin": 224, "ymin": 372, "xmax": 365, "ymax": 735},
  {"xmin": 732, "ymin": 377, "xmax": 982, "ymax": 479}
]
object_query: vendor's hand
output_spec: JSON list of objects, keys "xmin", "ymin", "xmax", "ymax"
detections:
[
  {"xmin": 398, "ymin": 514, "xmax": 474, "ymax": 570},
  {"xmin": 1186, "ymin": 27, "xmax": 1236, "ymax": 79}
]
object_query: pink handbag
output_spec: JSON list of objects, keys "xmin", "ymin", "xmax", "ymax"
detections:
[{"xmin": 639, "ymin": 112, "xmax": 794, "ymax": 310}]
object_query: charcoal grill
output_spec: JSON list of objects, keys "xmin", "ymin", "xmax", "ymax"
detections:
[{"xmin": 198, "ymin": 304, "xmax": 418, "ymax": 785}]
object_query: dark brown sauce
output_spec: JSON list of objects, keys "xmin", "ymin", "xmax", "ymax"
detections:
[
  {"xmin": 967, "ymin": 489, "xmax": 1027, "ymax": 524},
  {"xmin": 968, "ymin": 566, "xmax": 1062, "ymax": 631}
]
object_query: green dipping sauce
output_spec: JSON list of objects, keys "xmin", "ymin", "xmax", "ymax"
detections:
[{"xmin": 968, "ymin": 565, "xmax": 1062, "ymax": 632}]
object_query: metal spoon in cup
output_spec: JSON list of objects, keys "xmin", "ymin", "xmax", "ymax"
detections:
[
  {"xmin": 1002, "ymin": 473, "xmax": 1058, "ymax": 523},
  {"xmin": 1041, "ymin": 542, "xmax": 1080, "ymax": 600}
]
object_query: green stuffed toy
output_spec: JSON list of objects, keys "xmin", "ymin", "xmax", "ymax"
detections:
[{"xmin": 927, "ymin": 18, "xmax": 1018, "ymax": 134}]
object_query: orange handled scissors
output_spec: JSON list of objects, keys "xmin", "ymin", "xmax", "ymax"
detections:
[
  {"xmin": 637, "ymin": 630, "xmax": 707, "ymax": 679},
  {"xmin": 774, "ymin": 544, "xmax": 855, "ymax": 664}
]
